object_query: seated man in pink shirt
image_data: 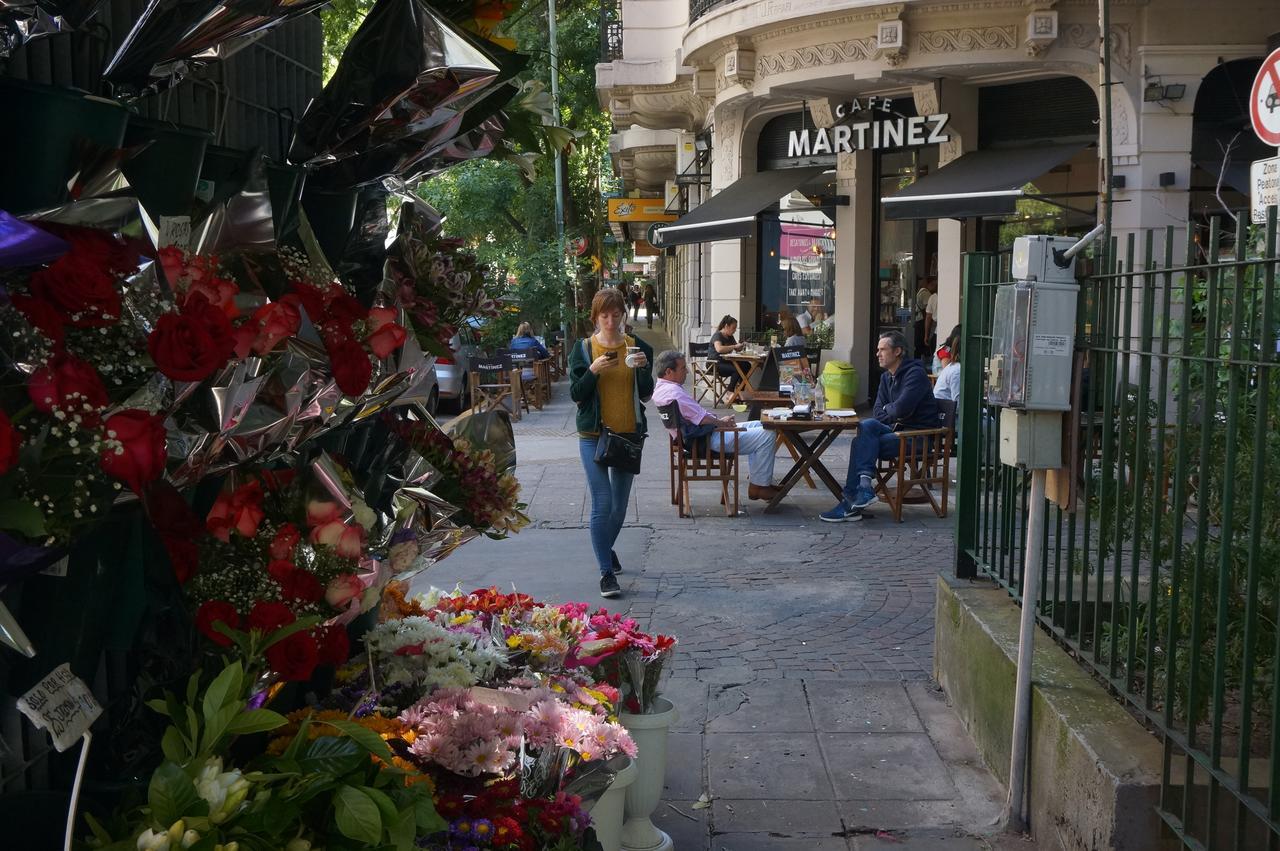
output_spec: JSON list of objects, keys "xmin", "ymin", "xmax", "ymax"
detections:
[{"xmin": 650, "ymin": 349, "xmax": 780, "ymax": 501}]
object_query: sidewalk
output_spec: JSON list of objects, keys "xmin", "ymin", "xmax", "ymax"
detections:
[{"xmin": 418, "ymin": 322, "xmax": 1017, "ymax": 850}]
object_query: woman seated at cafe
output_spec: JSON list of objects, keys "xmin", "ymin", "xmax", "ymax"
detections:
[
  {"xmin": 781, "ymin": 316, "xmax": 806, "ymax": 347},
  {"xmin": 708, "ymin": 314, "xmax": 746, "ymax": 397},
  {"xmin": 509, "ymin": 321, "xmax": 550, "ymax": 383},
  {"xmin": 933, "ymin": 328, "xmax": 962, "ymax": 401}
]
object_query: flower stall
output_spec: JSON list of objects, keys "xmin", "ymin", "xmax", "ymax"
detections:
[{"xmin": 0, "ymin": 0, "xmax": 680, "ymax": 849}]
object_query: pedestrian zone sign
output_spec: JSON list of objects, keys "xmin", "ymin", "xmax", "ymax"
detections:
[
  {"xmin": 1251, "ymin": 47, "xmax": 1280, "ymax": 146},
  {"xmin": 1252, "ymin": 156, "xmax": 1280, "ymax": 224}
]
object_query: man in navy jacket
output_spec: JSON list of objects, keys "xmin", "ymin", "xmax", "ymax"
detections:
[{"xmin": 821, "ymin": 330, "xmax": 939, "ymax": 522}]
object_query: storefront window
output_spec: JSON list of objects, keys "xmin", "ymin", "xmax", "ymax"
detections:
[
  {"xmin": 758, "ymin": 193, "xmax": 835, "ymax": 339},
  {"xmin": 874, "ymin": 147, "xmax": 938, "ymax": 362}
]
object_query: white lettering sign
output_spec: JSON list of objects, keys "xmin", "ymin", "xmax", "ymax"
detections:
[
  {"xmin": 16, "ymin": 664, "xmax": 102, "ymax": 752},
  {"xmin": 787, "ymin": 113, "xmax": 951, "ymax": 156},
  {"xmin": 1032, "ymin": 334, "xmax": 1072, "ymax": 357},
  {"xmin": 1251, "ymin": 156, "xmax": 1280, "ymax": 225}
]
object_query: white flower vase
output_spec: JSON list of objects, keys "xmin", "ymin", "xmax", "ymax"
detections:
[
  {"xmin": 587, "ymin": 756, "xmax": 637, "ymax": 851},
  {"xmin": 619, "ymin": 697, "xmax": 678, "ymax": 851}
]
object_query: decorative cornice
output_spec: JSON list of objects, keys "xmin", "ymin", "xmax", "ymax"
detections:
[
  {"xmin": 1060, "ymin": 21, "xmax": 1132, "ymax": 70},
  {"xmin": 915, "ymin": 25, "xmax": 1017, "ymax": 53},
  {"xmin": 756, "ymin": 37, "xmax": 877, "ymax": 78}
]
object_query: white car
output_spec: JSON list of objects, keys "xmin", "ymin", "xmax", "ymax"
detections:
[{"xmin": 436, "ymin": 317, "xmax": 486, "ymax": 411}]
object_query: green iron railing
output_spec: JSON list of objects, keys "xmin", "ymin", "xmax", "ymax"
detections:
[{"xmin": 955, "ymin": 209, "xmax": 1280, "ymax": 850}]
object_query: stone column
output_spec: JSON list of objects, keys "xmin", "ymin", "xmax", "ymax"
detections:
[
  {"xmin": 706, "ymin": 101, "xmax": 748, "ymax": 332},
  {"xmin": 834, "ymin": 148, "xmax": 874, "ymax": 403}
]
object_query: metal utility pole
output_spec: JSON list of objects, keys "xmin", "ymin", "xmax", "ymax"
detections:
[
  {"xmin": 548, "ymin": 0, "xmax": 573, "ymax": 329},
  {"xmin": 1100, "ymin": 0, "xmax": 1114, "ymax": 257}
]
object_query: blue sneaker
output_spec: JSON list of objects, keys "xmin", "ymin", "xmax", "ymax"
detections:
[
  {"xmin": 847, "ymin": 485, "xmax": 877, "ymax": 509},
  {"xmin": 820, "ymin": 501, "xmax": 864, "ymax": 523}
]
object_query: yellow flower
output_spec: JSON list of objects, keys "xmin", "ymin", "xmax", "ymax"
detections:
[
  {"xmin": 452, "ymin": 613, "xmax": 475, "ymax": 626},
  {"xmin": 506, "ymin": 635, "xmax": 523, "ymax": 648}
]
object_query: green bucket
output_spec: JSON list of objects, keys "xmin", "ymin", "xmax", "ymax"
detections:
[
  {"xmin": 0, "ymin": 78, "xmax": 129, "ymax": 214},
  {"xmin": 821, "ymin": 359, "xmax": 859, "ymax": 408},
  {"xmin": 122, "ymin": 117, "xmax": 212, "ymax": 218},
  {"xmin": 301, "ymin": 185, "xmax": 358, "ymax": 264}
]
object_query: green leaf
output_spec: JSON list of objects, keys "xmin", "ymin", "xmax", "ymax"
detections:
[
  {"xmin": 83, "ymin": 811, "xmax": 113, "ymax": 844},
  {"xmin": 227, "ymin": 708, "xmax": 288, "ymax": 736},
  {"xmin": 146, "ymin": 698, "xmax": 171, "ymax": 718},
  {"xmin": 388, "ymin": 808, "xmax": 417, "ymax": 851},
  {"xmin": 263, "ymin": 615, "xmax": 323, "ymax": 649},
  {"xmin": 282, "ymin": 714, "xmax": 312, "ymax": 762},
  {"xmin": 334, "ymin": 785, "xmax": 383, "ymax": 844},
  {"xmin": 319, "ymin": 718, "xmax": 395, "ymax": 763},
  {"xmin": 161, "ymin": 725, "xmax": 188, "ymax": 764},
  {"xmin": 414, "ymin": 795, "xmax": 447, "ymax": 834},
  {"xmin": 148, "ymin": 761, "xmax": 201, "ymax": 826},
  {"xmin": 201, "ymin": 703, "xmax": 241, "ymax": 755},
  {"xmin": 185, "ymin": 705, "xmax": 201, "ymax": 747},
  {"xmin": 363, "ymin": 785, "xmax": 398, "ymax": 825},
  {"xmin": 186, "ymin": 671, "xmax": 201, "ymax": 707},
  {"xmin": 298, "ymin": 736, "xmax": 365, "ymax": 776},
  {"xmin": 202, "ymin": 661, "xmax": 244, "ymax": 722},
  {"xmin": 0, "ymin": 499, "xmax": 46, "ymax": 536}
]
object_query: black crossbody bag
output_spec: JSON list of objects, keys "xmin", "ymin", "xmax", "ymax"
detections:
[{"xmin": 583, "ymin": 338, "xmax": 645, "ymax": 475}]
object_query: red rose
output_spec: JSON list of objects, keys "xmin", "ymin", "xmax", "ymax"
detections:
[
  {"xmin": 183, "ymin": 272, "xmax": 239, "ymax": 320},
  {"xmin": 327, "ymin": 335, "xmax": 372, "ymax": 396},
  {"xmin": 242, "ymin": 300, "xmax": 301, "ymax": 356},
  {"xmin": 315, "ymin": 625, "xmax": 350, "ymax": 666},
  {"xmin": 265, "ymin": 630, "xmax": 319, "ymax": 681},
  {"xmin": 162, "ymin": 536, "xmax": 199, "ymax": 584},
  {"xmin": 205, "ymin": 481, "xmax": 265, "ymax": 541},
  {"xmin": 247, "ymin": 600, "xmax": 296, "ymax": 634},
  {"xmin": 11, "ymin": 295, "xmax": 66, "ymax": 345},
  {"xmin": 148, "ymin": 295, "xmax": 236, "ymax": 382},
  {"xmin": 279, "ymin": 568, "xmax": 323, "ymax": 603},
  {"xmin": 28, "ymin": 353, "xmax": 109, "ymax": 423},
  {"xmin": 29, "ymin": 246, "xmax": 124, "ymax": 327},
  {"xmin": 365, "ymin": 320, "xmax": 407, "ymax": 359},
  {"xmin": 0, "ymin": 410, "xmax": 20, "ymax": 475},
  {"xmin": 267, "ymin": 559, "xmax": 296, "ymax": 584},
  {"xmin": 99, "ymin": 409, "xmax": 168, "ymax": 494},
  {"xmin": 158, "ymin": 245, "xmax": 186, "ymax": 284},
  {"xmin": 196, "ymin": 600, "xmax": 240, "ymax": 646},
  {"xmin": 269, "ymin": 524, "xmax": 301, "ymax": 560}
]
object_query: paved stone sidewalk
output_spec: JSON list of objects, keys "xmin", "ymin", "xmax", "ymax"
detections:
[{"xmin": 416, "ymin": 323, "xmax": 1015, "ymax": 850}]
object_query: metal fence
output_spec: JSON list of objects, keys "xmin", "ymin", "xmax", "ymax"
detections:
[
  {"xmin": 955, "ymin": 210, "xmax": 1280, "ymax": 850},
  {"xmin": 599, "ymin": 0, "xmax": 623, "ymax": 62}
]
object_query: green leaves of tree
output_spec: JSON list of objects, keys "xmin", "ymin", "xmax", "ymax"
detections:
[
  {"xmin": 148, "ymin": 761, "xmax": 205, "ymax": 826},
  {"xmin": 334, "ymin": 785, "xmax": 382, "ymax": 844}
]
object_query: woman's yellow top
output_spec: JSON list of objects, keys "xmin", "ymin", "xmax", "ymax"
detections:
[{"xmin": 591, "ymin": 336, "xmax": 635, "ymax": 434}]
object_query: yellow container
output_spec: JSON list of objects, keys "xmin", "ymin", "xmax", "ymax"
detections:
[{"xmin": 821, "ymin": 360, "xmax": 858, "ymax": 408}]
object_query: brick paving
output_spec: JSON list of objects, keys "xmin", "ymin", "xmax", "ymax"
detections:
[{"xmin": 417, "ymin": 323, "xmax": 1016, "ymax": 850}]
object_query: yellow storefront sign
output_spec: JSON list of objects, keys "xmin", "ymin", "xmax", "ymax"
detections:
[{"xmin": 607, "ymin": 197, "xmax": 677, "ymax": 223}]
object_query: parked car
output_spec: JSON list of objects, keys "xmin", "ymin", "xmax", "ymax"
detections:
[{"xmin": 437, "ymin": 317, "xmax": 485, "ymax": 411}]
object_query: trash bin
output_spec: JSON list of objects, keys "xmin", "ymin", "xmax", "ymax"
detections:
[{"xmin": 821, "ymin": 360, "xmax": 858, "ymax": 408}]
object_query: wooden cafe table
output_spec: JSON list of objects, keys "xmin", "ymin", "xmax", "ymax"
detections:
[
  {"xmin": 758, "ymin": 411, "xmax": 861, "ymax": 512},
  {"xmin": 720, "ymin": 350, "xmax": 767, "ymax": 404}
]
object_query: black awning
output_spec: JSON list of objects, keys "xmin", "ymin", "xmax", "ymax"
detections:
[
  {"xmin": 652, "ymin": 166, "xmax": 827, "ymax": 247},
  {"xmin": 881, "ymin": 144, "xmax": 1087, "ymax": 220}
]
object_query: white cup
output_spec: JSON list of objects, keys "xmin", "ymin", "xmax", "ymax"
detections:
[{"xmin": 625, "ymin": 346, "xmax": 642, "ymax": 367}]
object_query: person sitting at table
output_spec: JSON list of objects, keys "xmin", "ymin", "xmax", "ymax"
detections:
[
  {"xmin": 798, "ymin": 297, "xmax": 824, "ymax": 336},
  {"xmin": 651, "ymin": 349, "xmax": 780, "ymax": 502},
  {"xmin": 781, "ymin": 316, "xmax": 806, "ymax": 347},
  {"xmin": 708, "ymin": 314, "xmax": 746, "ymax": 401},
  {"xmin": 820, "ymin": 330, "xmax": 939, "ymax": 522},
  {"xmin": 509, "ymin": 322, "xmax": 550, "ymax": 383},
  {"xmin": 933, "ymin": 328, "xmax": 962, "ymax": 402}
]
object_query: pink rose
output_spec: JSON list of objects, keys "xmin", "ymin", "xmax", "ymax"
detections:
[
  {"xmin": 325, "ymin": 573, "xmax": 364, "ymax": 609},
  {"xmin": 310, "ymin": 520, "xmax": 366, "ymax": 558},
  {"xmin": 306, "ymin": 500, "xmax": 342, "ymax": 529}
]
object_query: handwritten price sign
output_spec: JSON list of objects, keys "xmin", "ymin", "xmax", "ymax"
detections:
[{"xmin": 16, "ymin": 664, "xmax": 102, "ymax": 752}]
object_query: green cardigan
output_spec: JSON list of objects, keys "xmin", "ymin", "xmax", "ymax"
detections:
[{"xmin": 568, "ymin": 334, "xmax": 656, "ymax": 436}]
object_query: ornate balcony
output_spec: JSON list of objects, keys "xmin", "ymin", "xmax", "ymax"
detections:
[{"xmin": 600, "ymin": 0, "xmax": 624, "ymax": 61}]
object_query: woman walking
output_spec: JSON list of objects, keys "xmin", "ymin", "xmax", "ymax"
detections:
[
  {"xmin": 643, "ymin": 282, "xmax": 659, "ymax": 328},
  {"xmin": 569, "ymin": 288, "xmax": 654, "ymax": 598}
]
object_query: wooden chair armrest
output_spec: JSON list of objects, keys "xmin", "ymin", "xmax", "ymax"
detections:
[{"xmin": 893, "ymin": 426, "xmax": 948, "ymax": 439}]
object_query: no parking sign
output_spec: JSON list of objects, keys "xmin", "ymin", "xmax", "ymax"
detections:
[{"xmin": 1251, "ymin": 47, "xmax": 1280, "ymax": 146}]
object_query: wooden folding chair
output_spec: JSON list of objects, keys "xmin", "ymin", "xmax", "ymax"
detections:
[
  {"xmin": 469, "ymin": 354, "xmax": 523, "ymax": 421},
  {"xmin": 874, "ymin": 399, "xmax": 956, "ymax": 522},
  {"xmin": 689, "ymin": 341, "xmax": 726, "ymax": 405},
  {"xmin": 503, "ymin": 349, "xmax": 541, "ymax": 411},
  {"xmin": 657, "ymin": 402, "xmax": 741, "ymax": 518}
]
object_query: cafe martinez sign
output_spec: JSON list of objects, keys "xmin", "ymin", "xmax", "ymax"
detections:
[{"xmin": 787, "ymin": 97, "xmax": 950, "ymax": 157}]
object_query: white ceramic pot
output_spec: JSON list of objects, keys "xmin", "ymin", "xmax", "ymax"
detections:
[
  {"xmin": 619, "ymin": 697, "xmax": 678, "ymax": 851},
  {"xmin": 587, "ymin": 756, "xmax": 638, "ymax": 851}
]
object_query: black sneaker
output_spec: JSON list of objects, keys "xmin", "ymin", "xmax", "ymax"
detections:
[
  {"xmin": 599, "ymin": 572, "xmax": 622, "ymax": 598},
  {"xmin": 610, "ymin": 551, "xmax": 623, "ymax": 574}
]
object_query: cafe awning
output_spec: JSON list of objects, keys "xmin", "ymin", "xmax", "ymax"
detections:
[
  {"xmin": 651, "ymin": 166, "xmax": 827, "ymax": 247},
  {"xmin": 881, "ymin": 143, "xmax": 1086, "ymax": 220}
]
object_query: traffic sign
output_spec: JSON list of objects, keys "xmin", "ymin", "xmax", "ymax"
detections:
[
  {"xmin": 1250, "ymin": 47, "xmax": 1280, "ymax": 146},
  {"xmin": 589, "ymin": 255, "xmax": 602, "ymax": 274},
  {"xmin": 1252, "ymin": 155, "xmax": 1280, "ymax": 224},
  {"xmin": 568, "ymin": 236, "xmax": 589, "ymax": 256}
]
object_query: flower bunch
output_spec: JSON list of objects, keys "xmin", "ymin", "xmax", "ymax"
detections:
[
  {"xmin": 388, "ymin": 229, "xmax": 499, "ymax": 357},
  {"xmin": 281, "ymin": 247, "xmax": 408, "ymax": 396},
  {"xmin": 570, "ymin": 610, "xmax": 676, "ymax": 715},
  {"xmin": 0, "ymin": 225, "xmax": 176, "ymax": 550},
  {"xmin": 363, "ymin": 615, "xmax": 507, "ymax": 693},
  {"xmin": 427, "ymin": 777, "xmax": 593, "ymax": 851},
  {"xmin": 391, "ymin": 419, "xmax": 527, "ymax": 537},
  {"xmin": 173, "ymin": 470, "xmax": 371, "ymax": 681}
]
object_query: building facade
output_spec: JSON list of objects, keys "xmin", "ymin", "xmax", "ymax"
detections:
[{"xmin": 597, "ymin": 0, "xmax": 1280, "ymax": 399}]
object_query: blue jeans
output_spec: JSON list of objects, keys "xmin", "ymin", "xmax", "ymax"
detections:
[
  {"xmin": 843, "ymin": 418, "xmax": 900, "ymax": 500},
  {"xmin": 579, "ymin": 437, "xmax": 635, "ymax": 576}
]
